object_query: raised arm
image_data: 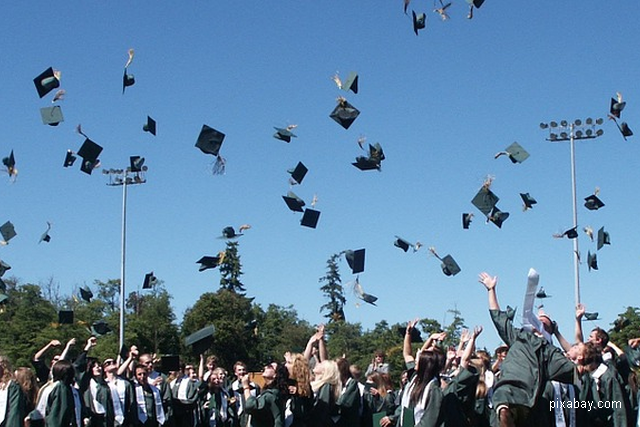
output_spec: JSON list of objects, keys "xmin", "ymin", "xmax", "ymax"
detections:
[
  {"xmin": 478, "ymin": 272, "xmax": 499, "ymax": 311},
  {"xmin": 117, "ymin": 346, "xmax": 138, "ymax": 377},
  {"xmin": 317, "ymin": 324, "xmax": 328, "ymax": 362},
  {"xmin": 552, "ymin": 323, "xmax": 573, "ymax": 353},
  {"xmin": 403, "ymin": 319, "xmax": 419, "ymax": 364},
  {"xmin": 460, "ymin": 326, "xmax": 482, "ymax": 369},
  {"xmin": 198, "ymin": 354, "xmax": 204, "ymax": 380},
  {"xmin": 59, "ymin": 338, "xmax": 77, "ymax": 361},
  {"xmin": 574, "ymin": 304, "xmax": 585, "ymax": 344},
  {"xmin": 34, "ymin": 340, "xmax": 61, "ymax": 361}
]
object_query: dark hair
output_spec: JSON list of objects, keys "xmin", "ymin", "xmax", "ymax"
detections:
[
  {"xmin": 591, "ymin": 327, "xmax": 610, "ymax": 349},
  {"xmin": 582, "ymin": 342, "xmax": 602, "ymax": 367},
  {"xmin": 409, "ymin": 350, "xmax": 445, "ymax": 406},
  {"xmin": 335, "ymin": 358, "xmax": 351, "ymax": 384},
  {"xmin": 51, "ymin": 359, "xmax": 75, "ymax": 385},
  {"xmin": 374, "ymin": 350, "xmax": 386, "ymax": 359}
]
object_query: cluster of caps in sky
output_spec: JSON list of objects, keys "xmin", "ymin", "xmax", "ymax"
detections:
[{"xmin": 409, "ymin": 0, "xmax": 486, "ymax": 36}]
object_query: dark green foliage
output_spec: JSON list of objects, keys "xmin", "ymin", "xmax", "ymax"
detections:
[
  {"xmin": 219, "ymin": 241, "xmax": 246, "ymax": 293},
  {"xmin": 319, "ymin": 253, "xmax": 346, "ymax": 322},
  {"xmin": 609, "ymin": 306, "xmax": 640, "ymax": 348}
]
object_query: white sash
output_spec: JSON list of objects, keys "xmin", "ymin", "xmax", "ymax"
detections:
[
  {"xmin": 33, "ymin": 382, "xmax": 54, "ymax": 419},
  {"xmin": 0, "ymin": 380, "xmax": 10, "ymax": 424},
  {"xmin": 208, "ymin": 391, "xmax": 228, "ymax": 427},
  {"xmin": 553, "ymin": 381, "xmax": 575, "ymax": 427},
  {"xmin": 90, "ymin": 379, "xmax": 107, "ymax": 415},
  {"xmin": 72, "ymin": 386, "xmax": 83, "ymax": 427},
  {"xmin": 178, "ymin": 377, "xmax": 190, "ymax": 402},
  {"xmin": 107, "ymin": 378, "xmax": 125, "ymax": 424},
  {"xmin": 591, "ymin": 363, "xmax": 608, "ymax": 392},
  {"xmin": 400, "ymin": 377, "xmax": 437, "ymax": 425},
  {"xmin": 136, "ymin": 382, "xmax": 165, "ymax": 425}
]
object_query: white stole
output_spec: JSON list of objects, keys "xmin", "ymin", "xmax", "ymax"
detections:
[
  {"xmin": 90, "ymin": 379, "xmax": 107, "ymax": 414},
  {"xmin": 33, "ymin": 381, "xmax": 54, "ymax": 419},
  {"xmin": 552, "ymin": 381, "xmax": 575, "ymax": 427},
  {"xmin": 208, "ymin": 391, "xmax": 228, "ymax": 427},
  {"xmin": 107, "ymin": 378, "xmax": 125, "ymax": 424},
  {"xmin": 136, "ymin": 382, "xmax": 165, "ymax": 425},
  {"xmin": 400, "ymin": 377, "xmax": 438, "ymax": 425},
  {"xmin": 0, "ymin": 380, "xmax": 10, "ymax": 424},
  {"xmin": 177, "ymin": 377, "xmax": 190, "ymax": 402}
]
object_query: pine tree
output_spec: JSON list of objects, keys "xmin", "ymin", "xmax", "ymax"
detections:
[
  {"xmin": 219, "ymin": 240, "xmax": 246, "ymax": 293},
  {"xmin": 319, "ymin": 253, "xmax": 346, "ymax": 322}
]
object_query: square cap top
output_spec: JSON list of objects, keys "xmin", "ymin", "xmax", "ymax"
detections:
[
  {"xmin": 34, "ymin": 67, "xmax": 60, "ymax": 98},
  {"xmin": 462, "ymin": 213, "xmax": 473, "ymax": 229},
  {"xmin": 412, "ymin": 11, "xmax": 426, "ymax": 35},
  {"xmin": 330, "ymin": 99, "xmax": 360, "ymax": 130},
  {"xmin": 80, "ymin": 287, "xmax": 93, "ymax": 303},
  {"xmin": 159, "ymin": 355, "xmax": 180, "ymax": 373},
  {"xmin": 619, "ymin": 122, "xmax": 633, "ymax": 139},
  {"xmin": 488, "ymin": 207, "xmax": 509, "ymax": 228},
  {"xmin": 143, "ymin": 272, "xmax": 157, "ymax": 289},
  {"xmin": 555, "ymin": 226, "xmax": 578, "ymax": 239},
  {"xmin": 583, "ymin": 312, "xmax": 600, "ymax": 321},
  {"xmin": 301, "ymin": 208, "xmax": 321, "ymax": 229},
  {"xmin": 197, "ymin": 255, "xmax": 222, "ymax": 272},
  {"xmin": 196, "ymin": 125, "xmax": 225, "ymax": 156},
  {"xmin": 40, "ymin": 106, "xmax": 64, "ymax": 126},
  {"xmin": 58, "ymin": 310, "xmax": 74, "ymax": 325},
  {"xmin": 359, "ymin": 292, "xmax": 377, "ymax": 306},
  {"xmin": 91, "ymin": 320, "xmax": 111, "ymax": 336},
  {"xmin": 185, "ymin": 325, "xmax": 215, "ymax": 347},
  {"xmin": 130, "ymin": 156, "xmax": 145, "ymax": 173},
  {"xmin": 471, "ymin": 187, "xmax": 499, "ymax": 217},
  {"xmin": 122, "ymin": 69, "xmax": 135, "ymax": 94},
  {"xmin": 274, "ymin": 127, "xmax": 297, "ymax": 143},
  {"xmin": 283, "ymin": 192, "xmax": 305, "ymax": 212},
  {"xmin": 587, "ymin": 251, "xmax": 598, "ymax": 271},
  {"xmin": 468, "ymin": 0, "xmax": 485, "ymax": 7},
  {"xmin": 0, "ymin": 221, "xmax": 16, "ymax": 243},
  {"xmin": 610, "ymin": 97, "xmax": 625, "ymax": 118},
  {"xmin": 342, "ymin": 72, "xmax": 359, "ymax": 94},
  {"xmin": 77, "ymin": 139, "xmax": 103, "ymax": 162},
  {"xmin": 64, "ymin": 150, "xmax": 77, "ymax": 168},
  {"xmin": 345, "ymin": 248, "xmax": 365, "ymax": 274},
  {"xmin": 353, "ymin": 156, "xmax": 381, "ymax": 171},
  {"xmin": 520, "ymin": 193, "xmax": 537, "ymax": 210},
  {"xmin": 80, "ymin": 159, "xmax": 99, "ymax": 175},
  {"xmin": 288, "ymin": 162, "xmax": 308, "ymax": 185},
  {"xmin": 394, "ymin": 237, "xmax": 411, "ymax": 252},
  {"xmin": 584, "ymin": 194, "xmax": 604, "ymax": 211},
  {"xmin": 143, "ymin": 116, "xmax": 156, "ymax": 136},
  {"xmin": 398, "ymin": 326, "xmax": 422, "ymax": 343},
  {"xmin": 503, "ymin": 142, "xmax": 529, "ymax": 164},
  {"xmin": 440, "ymin": 254, "xmax": 461, "ymax": 276},
  {"xmin": 597, "ymin": 226, "xmax": 610, "ymax": 250},
  {"xmin": 0, "ymin": 260, "xmax": 11, "ymax": 277},
  {"xmin": 2, "ymin": 151, "xmax": 15, "ymax": 170}
]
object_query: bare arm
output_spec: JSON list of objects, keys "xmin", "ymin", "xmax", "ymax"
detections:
[
  {"xmin": 317, "ymin": 324, "xmax": 328, "ymax": 362},
  {"xmin": 59, "ymin": 338, "xmax": 77, "ymax": 361},
  {"xmin": 34, "ymin": 340, "xmax": 61, "ymax": 361},
  {"xmin": 403, "ymin": 319, "xmax": 419, "ymax": 363},
  {"xmin": 198, "ymin": 354, "xmax": 204, "ymax": 380},
  {"xmin": 574, "ymin": 304, "xmax": 585, "ymax": 344},
  {"xmin": 478, "ymin": 272, "xmax": 499, "ymax": 311},
  {"xmin": 460, "ymin": 326, "xmax": 482, "ymax": 369},
  {"xmin": 117, "ymin": 346, "xmax": 138, "ymax": 377},
  {"xmin": 553, "ymin": 325, "xmax": 573, "ymax": 353}
]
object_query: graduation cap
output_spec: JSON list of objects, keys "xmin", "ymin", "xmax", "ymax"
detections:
[
  {"xmin": 609, "ymin": 93, "xmax": 625, "ymax": 119},
  {"xmin": 345, "ymin": 249, "xmax": 365, "ymax": 274},
  {"xmin": 2, "ymin": 151, "xmax": 16, "ymax": 178},
  {"xmin": 412, "ymin": 11, "xmax": 426, "ymax": 35},
  {"xmin": 495, "ymin": 142, "xmax": 529, "ymax": 164},
  {"xmin": 122, "ymin": 49, "xmax": 135, "ymax": 94},
  {"xmin": 584, "ymin": 193, "xmax": 604, "ymax": 211},
  {"xmin": 352, "ymin": 277, "xmax": 377, "ymax": 306},
  {"xmin": 143, "ymin": 116, "xmax": 156, "ymax": 136},
  {"xmin": 220, "ymin": 226, "xmax": 245, "ymax": 239},
  {"xmin": 79, "ymin": 287, "xmax": 93, "ymax": 303},
  {"xmin": 196, "ymin": 255, "xmax": 223, "ymax": 272},
  {"xmin": 353, "ymin": 143, "xmax": 385, "ymax": 171},
  {"xmin": 330, "ymin": 98, "xmax": 360, "ymax": 130},
  {"xmin": 0, "ymin": 293, "xmax": 7, "ymax": 305},
  {"xmin": 341, "ymin": 72, "xmax": 359, "ymax": 94},
  {"xmin": 488, "ymin": 207, "xmax": 509, "ymax": 228},
  {"xmin": 33, "ymin": 67, "xmax": 60, "ymax": 98},
  {"xmin": 398, "ymin": 326, "xmax": 422, "ymax": 343},
  {"xmin": 520, "ymin": 193, "xmax": 537, "ymax": 210},
  {"xmin": 64, "ymin": 150, "xmax": 77, "ymax": 167},
  {"xmin": 159, "ymin": 355, "xmax": 180, "ymax": 373},
  {"xmin": 583, "ymin": 312, "xmax": 600, "ymax": 321},
  {"xmin": 195, "ymin": 125, "xmax": 226, "ymax": 175},
  {"xmin": 554, "ymin": 226, "xmax": 578, "ymax": 239},
  {"xmin": 77, "ymin": 139, "xmax": 103, "ymax": 175},
  {"xmin": 394, "ymin": 237, "xmax": 411, "ymax": 252},
  {"xmin": 0, "ymin": 222, "xmax": 16, "ymax": 244},
  {"xmin": 185, "ymin": 325, "xmax": 215, "ymax": 355},
  {"xmin": 288, "ymin": 162, "xmax": 308, "ymax": 185},
  {"xmin": 434, "ymin": 0, "xmax": 452, "ymax": 20},
  {"xmin": 617, "ymin": 122, "xmax": 633, "ymax": 140},
  {"xmin": 535, "ymin": 287, "xmax": 550, "ymax": 299},
  {"xmin": 301, "ymin": 208, "xmax": 321, "ymax": 229},
  {"xmin": 597, "ymin": 227, "xmax": 610, "ymax": 251},
  {"xmin": 429, "ymin": 247, "xmax": 460, "ymax": 276},
  {"xmin": 282, "ymin": 192, "xmax": 305, "ymax": 212},
  {"xmin": 613, "ymin": 317, "xmax": 630, "ymax": 332},
  {"xmin": 129, "ymin": 156, "xmax": 145, "ymax": 173},
  {"xmin": 143, "ymin": 272, "xmax": 157, "ymax": 289},
  {"xmin": 58, "ymin": 310, "xmax": 74, "ymax": 325},
  {"xmin": 587, "ymin": 251, "xmax": 598, "ymax": 271},
  {"xmin": 471, "ymin": 185, "xmax": 499, "ymax": 217},
  {"xmin": 40, "ymin": 106, "xmax": 64, "ymax": 126},
  {"xmin": 273, "ymin": 126, "xmax": 297, "ymax": 142},
  {"xmin": 462, "ymin": 213, "xmax": 473, "ymax": 229},
  {"xmin": 38, "ymin": 222, "xmax": 52, "ymax": 243},
  {"xmin": 91, "ymin": 320, "xmax": 111, "ymax": 336},
  {"xmin": 0, "ymin": 260, "xmax": 11, "ymax": 277}
]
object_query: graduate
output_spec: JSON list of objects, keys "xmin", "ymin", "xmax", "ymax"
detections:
[
  {"xmin": 243, "ymin": 364, "xmax": 289, "ymax": 427},
  {"xmin": 103, "ymin": 356, "xmax": 137, "ymax": 427},
  {"xmin": 132, "ymin": 364, "xmax": 165, "ymax": 427},
  {"xmin": 170, "ymin": 364, "xmax": 201, "ymax": 427},
  {"xmin": 0, "ymin": 356, "xmax": 27, "ymax": 427},
  {"xmin": 81, "ymin": 359, "xmax": 115, "ymax": 427},
  {"xmin": 46, "ymin": 360, "xmax": 85, "ymax": 427},
  {"xmin": 335, "ymin": 358, "xmax": 361, "ymax": 427},
  {"xmin": 309, "ymin": 360, "xmax": 341, "ymax": 427},
  {"xmin": 202, "ymin": 367, "xmax": 235, "ymax": 427},
  {"xmin": 283, "ymin": 353, "xmax": 313, "ymax": 427}
]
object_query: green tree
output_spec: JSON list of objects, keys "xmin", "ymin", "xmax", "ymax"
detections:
[
  {"xmin": 442, "ymin": 307, "xmax": 467, "ymax": 348},
  {"xmin": 325, "ymin": 321, "xmax": 363, "ymax": 359},
  {"xmin": 219, "ymin": 241, "xmax": 246, "ymax": 293},
  {"xmin": 319, "ymin": 253, "xmax": 346, "ymax": 322},
  {"xmin": 609, "ymin": 307, "xmax": 640, "ymax": 348}
]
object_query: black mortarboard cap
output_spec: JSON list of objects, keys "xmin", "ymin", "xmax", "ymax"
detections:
[
  {"xmin": 342, "ymin": 72, "xmax": 359, "ymax": 94},
  {"xmin": 412, "ymin": 11, "xmax": 426, "ymax": 35},
  {"xmin": 359, "ymin": 292, "xmax": 378, "ymax": 306},
  {"xmin": 91, "ymin": 320, "xmax": 111, "ymax": 336},
  {"xmin": 502, "ymin": 142, "xmax": 530, "ymax": 164},
  {"xmin": 471, "ymin": 187, "xmax": 499, "ymax": 217},
  {"xmin": 558, "ymin": 226, "xmax": 578, "ymax": 239},
  {"xmin": 520, "ymin": 193, "xmax": 537, "ymax": 210},
  {"xmin": 159, "ymin": 355, "xmax": 180, "ymax": 374},
  {"xmin": 122, "ymin": 69, "xmax": 135, "ymax": 94},
  {"xmin": 80, "ymin": 287, "xmax": 93, "ymax": 302},
  {"xmin": 129, "ymin": 156, "xmax": 145, "ymax": 173},
  {"xmin": 40, "ymin": 106, "xmax": 64, "ymax": 126},
  {"xmin": 398, "ymin": 326, "xmax": 422, "ymax": 343},
  {"xmin": 58, "ymin": 310, "xmax": 74, "ymax": 324},
  {"xmin": 0, "ymin": 222, "xmax": 16, "ymax": 243},
  {"xmin": 462, "ymin": 213, "xmax": 473, "ymax": 229},
  {"xmin": 330, "ymin": 99, "xmax": 360, "ymax": 130},
  {"xmin": 143, "ymin": 272, "xmax": 157, "ymax": 289},
  {"xmin": 64, "ymin": 150, "xmax": 77, "ymax": 167},
  {"xmin": 143, "ymin": 116, "xmax": 156, "ymax": 136},
  {"xmin": 0, "ymin": 260, "xmax": 11, "ymax": 277},
  {"xmin": 196, "ymin": 125, "xmax": 225, "ymax": 156},
  {"xmin": 535, "ymin": 287, "xmax": 550, "ymax": 299},
  {"xmin": 440, "ymin": 255, "xmax": 461, "ymax": 276},
  {"xmin": 597, "ymin": 227, "xmax": 610, "ymax": 251},
  {"xmin": 345, "ymin": 248, "xmax": 365, "ymax": 274},
  {"xmin": 77, "ymin": 139, "xmax": 103, "ymax": 163},
  {"xmin": 2, "ymin": 151, "xmax": 15, "ymax": 171},
  {"xmin": 610, "ymin": 97, "xmax": 625, "ymax": 119},
  {"xmin": 587, "ymin": 251, "xmax": 598, "ymax": 271},
  {"xmin": 584, "ymin": 194, "xmax": 604, "ymax": 211},
  {"xmin": 471, "ymin": 0, "xmax": 485, "ymax": 7},
  {"xmin": 185, "ymin": 325, "xmax": 216, "ymax": 355},
  {"xmin": 614, "ymin": 317, "xmax": 630, "ymax": 332},
  {"xmin": 394, "ymin": 237, "xmax": 411, "ymax": 252},
  {"xmin": 301, "ymin": 208, "xmax": 321, "ymax": 229},
  {"xmin": 274, "ymin": 127, "xmax": 297, "ymax": 142},
  {"xmin": 196, "ymin": 256, "xmax": 221, "ymax": 272},
  {"xmin": 583, "ymin": 312, "xmax": 600, "ymax": 321},
  {"xmin": 619, "ymin": 122, "xmax": 633, "ymax": 139},
  {"xmin": 282, "ymin": 192, "xmax": 305, "ymax": 212},
  {"xmin": 221, "ymin": 226, "xmax": 242, "ymax": 239},
  {"xmin": 488, "ymin": 207, "xmax": 509, "ymax": 228},
  {"xmin": 80, "ymin": 159, "xmax": 99, "ymax": 175},
  {"xmin": 288, "ymin": 162, "xmax": 308, "ymax": 185},
  {"xmin": 33, "ymin": 67, "xmax": 60, "ymax": 98},
  {"xmin": 352, "ymin": 156, "xmax": 381, "ymax": 171}
]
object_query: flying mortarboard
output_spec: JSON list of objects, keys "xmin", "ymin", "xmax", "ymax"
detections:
[
  {"xmin": 196, "ymin": 125, "xmax": 226, "ymax": 174},
  {"xmin": 122, "ymin": 49, "xmax": 135, "ymax": 94},
  {"xmin": 143, "ymin": 272, "xmax": 157, "ymax": 289},
  {"xmin": 353, "ymin": 277, "xmax": 377, "ymax": 306},
  {"xmin": 159, "ymin": 355, "xmax": 180, "ymax": 373},
  {"xmin": 583, "ymin": 312, "xmax": 600, "ymax": 321},
  {"xmin": 185, "ymin": 325, "xmax": 216, "ymax": 355},
  {"xmin": 609, "ymin": 94, "xmax": 625, "ymax": 119},
  {"xmin": 40, "ymin": 106, "xmax": 64, "ymax": 126},
  {"xmin": 330, "ymin": 98, "xmax": 360, "ymax": 130},
  {"xmin": 129, "ymin": 156, "xmax": 145, "ymax": 173},
  {"xmin": 587, "ymin": 251, "xmax": 598, "ymax": 271},
  {"xmin": 301, "ymin": 208, "xmax": 321, "ymax": 229},
  {"xmin": 554, "ymin": 226, "xmax": 578, "ymax": 239},
  {"xmin": 352, "ymin": 157, "xmax": 381, "ymax": 171},
  {"xmin": 488, "ymin": 207, "xmax": 509, "ymax": 228},
  {"xmin": 462, "ymin": 213, "xmax": 473, "ymax": 229},
  {"xmin": 429, "ymin": 247, "xmax": 460, "ymax": 276},
  {"xmin": 0, "ymin": 222, "xmax": 16, "ymax": 244},
  {"xmin": 345, "ymin": 249, "xmax": 366, "ymax": 274},
  {"xmin": 196, "ymin": 255, "xmax": 223, "ymax": 272},
  {"xmin": 282, "ymin": 192, "xmax": 306, "ymax": 212},
  {"xmin": 520, "ymin": 193, "xmax": 537, "ymax": 210},
  {"xmin": 535, "ymin": 287, "xmax": 550, "ymax": 299},
  {"xmin": 33, "ymin": 67, "xmax": 60, "ymax": 98},
  {"xmin": 617, "ymin": 122, "xmax": 633, "ymax": 140},
  {"xmin": 91, "ymin": 320, "xmax": 111, "ymax": 336},
  {"xmin": 2, "ymin": 151, "xmax": 16, "ymax": 177},
  {"xmin": 0, "ymin": 260, "xmax": 10, "ymax": 277},
  {"xmin": 495, "ymin": 142, "xmax": 530, "ymax": 164},
  {"xmin": 221, "ymin": 226, "xmax": 243, "ymax": 239},
  {"xmin": 341, "ymin": 72, "xmax": 359, "ymax": 94},
  {"xmin": 471, "ymin": 186, "xmax": 499, "ymax": 217},
  {"xmin": 58, "ymin": 310, "xmax": 74, "ymax": 325},
  {"xmin": 143, "ymin": 116, "xmax": 156, "ymax": 136},
  {"xmin": 394, "ymin": 237, "xmax": 411, "ymax": 252},
  {"xmin": 412, "ymin": 11, "xmax": 426, "ymax": 35},
  {"xmin": 597, "ymin": 227, "xmax": 610, "ymax": 251},
  {"xmin": 468, "ymin": 0, "xmax": 485, "ymax": 7},
  {"xmin": 288, "ymin": 162, "xmax": 308, "ymax": 185},
  {"xmin": 398, "ymin": 326, "xmax": 422, "ymax": 343},
  {"xmin": 77, "ymin": 139, "xmax": 103, "ymax": 175},
  {"xmin": 64, "ymin": 150, "xmax": 77, "ymax": 167},
  {"xmin": 79, "ymin": 287, "xmax": 93, "ymax": 302},
  {"xmin": 273, "ymin": 126, "xmax": 297, "ymax": 143},
  {"xmin": 584, "ymin": 193, "xmax": 604, "ymax": 211}
]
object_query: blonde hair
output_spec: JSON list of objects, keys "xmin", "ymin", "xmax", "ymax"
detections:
[
  {"xmin": 289, "ymin": 353, "xmax": 312, "ymax": 398},
  {"xmin": 310, "ymin": 360, "xmax": 341, "ymax": 401}
]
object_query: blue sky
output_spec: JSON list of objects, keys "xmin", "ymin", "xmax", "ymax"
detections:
[{"xmin": 1, "ymin": 1, "xmax": 639, "ymax": 351}]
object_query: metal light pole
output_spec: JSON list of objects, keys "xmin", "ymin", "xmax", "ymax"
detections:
[
  {"xmin": 104, "ymin": 162, "xmax": 148, "ymax": 353},
  {"xmin": 540, "ymin": 119, "xmax": 603, "ymax": 307}
]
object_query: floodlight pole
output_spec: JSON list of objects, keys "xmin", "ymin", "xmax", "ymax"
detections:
[
  {"xmin": 104, "ymin": 166, "xmax": 148, "ymax": 354},
  {"xmin": 541, "ymin": 119, "xmax": 603, "ymax": 308}
]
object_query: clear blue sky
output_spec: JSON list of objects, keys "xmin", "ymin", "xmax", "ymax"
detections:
[{"xmin": 1, "ymin": 1, "xmax": 639, "ymax": 351}]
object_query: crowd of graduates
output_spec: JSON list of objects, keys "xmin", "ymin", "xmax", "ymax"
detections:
[{"xmin": 2, "ymin": 272, "xmax": 640, "ymax": 427}]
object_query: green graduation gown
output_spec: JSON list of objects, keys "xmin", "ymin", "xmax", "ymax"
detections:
[
  {"xmin": 0, "ymin": 381, "xmax": 27, "ymax": 427},
  {"xmin": 245, "ymin": 389, "xmax": 283, "ymax": 427}
]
